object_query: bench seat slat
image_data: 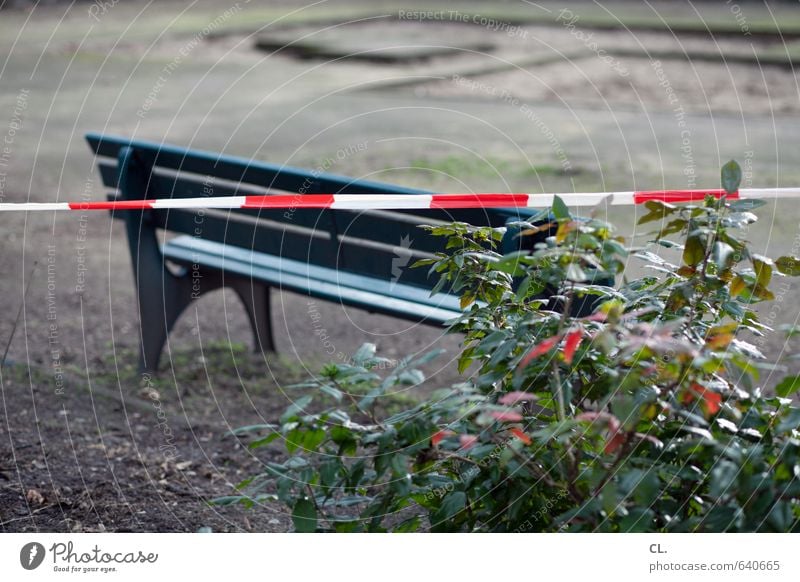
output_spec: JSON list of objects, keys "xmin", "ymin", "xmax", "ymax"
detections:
[{"xmin": 163, "ymin": 236, "xmax": 462, "ymax": 324}]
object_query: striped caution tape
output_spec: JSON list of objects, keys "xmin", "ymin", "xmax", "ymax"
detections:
[{"xmin": 0, "ymin": 189, "xmax": 798, "ymax": 213}]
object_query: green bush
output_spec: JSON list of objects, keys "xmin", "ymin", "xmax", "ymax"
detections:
[{"xmin": 217, "ymin": 162, "xmax": 800, "ymax": 532}]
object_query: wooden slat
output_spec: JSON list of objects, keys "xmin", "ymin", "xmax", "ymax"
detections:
[
  {"xmin": 148, "ymin": 209, "xmax": 340, "ymax": 267},
  {"xmin": 163, "ymin": 236, "xmax": 461, "ymax": 324},
  {"xmin": 86, "ymin": 133, "xmax": 431, "ymax": 196}
]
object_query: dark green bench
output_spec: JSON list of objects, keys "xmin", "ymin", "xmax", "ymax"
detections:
[{"xmin": 86, "ymin": 133, "xmax": 526, "ymax": 372}]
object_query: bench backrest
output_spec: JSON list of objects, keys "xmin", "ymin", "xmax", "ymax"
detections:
[{"xmin": 86, "ymin": 133, "xmax": 521, "ymax": 290}]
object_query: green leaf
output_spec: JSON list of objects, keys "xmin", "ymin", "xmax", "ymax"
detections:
[
  {"xmin": 712, "ymin": 241, "xmax": 734, "ymax": 271},
  {"xmin": 319, "ymin": 460, "xmax": 340, "ymax": 487},
  {"xmin": 552, "ymin": 195, "xmax": 570, "ymax": 221},
  {"xmin": 460, "ymin": 293, "xmax": 476, "ymax": 309},
  {"xmin": 333, "ymin": 520, "xmax": 362, "ymax": 533},
  {"xmin": 638, "ymin": 200, "xmax": 677, "ymax": 225},
  {"xmin": 601, "ymin": 480, "xmax": 619, "ymax": 516},
  {"xmin": 776, "ymin": 256, "xmax": 800, "ymax": 276},
  {"xmin": 299, "ymin": 428, "xmax": 327, "ymax": 452},
  {"xmin": 394, "ymin": 516, "xmax": 421, "ymax": 532},
  {"xmin": 751, "ymin": 283, "xmax": 775, "ymax": 301},
  {"xmin": 396, "ymin": 368, "xmax": 425, "ymax": 386},
  {"xmin": 492, "ymin": 251, "xmax": 530, "ymax": 276},
  {"xmin": 247, "ymin": 432, "xmax": 281, "ymax": 449},
  {"xmin": 751, "ymin": 255, "xmax": 773, "ymax": 288},
  {"xmin": 353, "ymin": 343, "xmax": 377, "ymax": 365},
  {"xmin": 776, "ymin": 408, "xmax": 800, "ymax": 433},
  {"xmin": 775, "ymin": 375, "xmax": 800, "ymax": 398},
  {"xmin": 285, "ymin": 456, "xmax": 310, "ymax": 470},
  {"xmin": 656, "ymin": 218, "xmax": 686, "ymax": 239},
  {"xmin": 767, "ymin": 501, "xmax": 792, "ymax": 532},
  {"xmin": 565, "ymin": 262, "xmax": 587, "ymax": 282},
  {"xmin": 292, "ymin": 498, "xmax": 317, "ymax": 532},
  {"xmin": 721, "ymin": 160, "xmax": 742, "ymax": 195},
  {"xmin": 730, "ymin": 275, "xmax": 746, "ymax": 297},
  {"xmin": 280, "ymin": 395, "xmax": 313, "ymax": 423},
  {"xmin": 709, "ymin": 460, "xmax": 738, "ymax": 500},
  {"xmin": 515, "ymin": 275, "xmax": 533, "ymax": 300},
  {"xmin": 683, "ymin": 235, "xmax": 706, "ymax": 267},
  {"xmin": 434, "ymin": 491, "xmax": 466, "ymax": 523},
  {"xmin": 411, "ymin": 258, "xmax": 436, "ymax": 269},
  {"xmin": 619, "ymin": 507, "xmax": 655, "ymax": 532},
  {"xmin": 728, "ymin": 198, "xmax": 765, "ymax": 211},
  {"xmin": 633, "ymin": 470, "xmax": 661, "ymax": 506},
  {"xmin": 318, "ymin": 383, "xmax": 343, "ymax": 401}
]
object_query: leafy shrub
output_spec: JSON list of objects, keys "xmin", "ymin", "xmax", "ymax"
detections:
[{"xmin": 217, "ymin": 162, "xmax": 800, "ymax": 532}]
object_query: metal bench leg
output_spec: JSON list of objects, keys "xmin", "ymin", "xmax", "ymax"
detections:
[
  {"xmin": 230, "ymin": 280, "xmax": 276, "ymax": 354},
  {"xmin": 117, "ymin": 147, "xmax": 275, "ymax": 370},
  {"xmin": 139, "ymin": 271, "xmax": 196, "ymax": 373},
  {"xmin": 116, "ymin": 146, "xmax": 199, "ymax": 373}
]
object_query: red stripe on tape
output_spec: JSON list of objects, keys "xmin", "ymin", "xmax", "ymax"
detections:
[
  {"xmin": 242, "ymin": 194, "xmax": 335, "ymax": 209},
  {"xmin": 430, "ymin": 193, "xmax": 529, "ymax": 209},
  {"xmin": 633, "ymin": 189, "xmax": 738, "ymax": 204},
  {"xmin": 68, "ymin": 200, "xmax": 154, "ymax": 210}
]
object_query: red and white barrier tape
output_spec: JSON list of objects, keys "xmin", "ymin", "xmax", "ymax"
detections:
[{"xmin": 0, "ymin": 189, "xmax": 798, "ymax": 212}]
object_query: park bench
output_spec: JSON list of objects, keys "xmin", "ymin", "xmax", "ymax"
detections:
[{"xmin": 85, "ymin": 133, "xmax": 529, "ymax": 372}]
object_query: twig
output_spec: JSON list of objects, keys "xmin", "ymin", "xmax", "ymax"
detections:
[
  {"xmin": 592, "ymin": 433, "xmax": 633, "ymax": 498},
  {"xmin": 1, "ymin": 261, "xmax": 37, "ymax": 370},
  {"xmin": 551, "ymin": 286, "xmax": 574, "ymax": 422},
  {"xmin": 0, "ymin": 503, "xmax": 55, "ymax": 527}
]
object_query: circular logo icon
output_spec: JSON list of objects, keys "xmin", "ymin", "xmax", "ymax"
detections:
[{"xmin": 20, "ymin": 542, "xmax": 46, "ymax": 570}]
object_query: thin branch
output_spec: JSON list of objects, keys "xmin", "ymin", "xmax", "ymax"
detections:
[{"xmin": 1, "ymin": 261, "xmax": 37, "ymax": 370}]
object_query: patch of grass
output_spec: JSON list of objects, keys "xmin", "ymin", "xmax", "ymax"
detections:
[
  {"xmin": 0, "ymin": 361, "xmax": 51, "ymax": 386},
  {"xmin": 409, "ymin": 155, "xmax": 580, "ymax": 180},
  {"xmin": 76, "ymin": 340, "xmax": 309, "ymax": 400}
]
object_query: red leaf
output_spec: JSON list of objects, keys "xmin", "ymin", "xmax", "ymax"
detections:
[
  {"xmin": 459, "ymin": 435, "xmax": 478, "ymax": 450},
  {"xmin": 576, "ymin": 411, "xmax": 601, "ymax": 422},
  {"xmin": 703, "ymin": 391, "xmax": 722, "ymax": 415},
  {"xmin": 576, "ymin": 411, "xmax": 617, "ymax": 430},
  {"xmin": 685, "ymin": 384, "xmax": 722, "ymax": 416},
  {"xmin": 519, "ymin": 335, "xmax": 561, "ymax": 369},
  {"xmin": 489, "ymin": 410, "xmax": 524, "ymax": 422},
  {"xmin": 577, "ymin": 412, "xmax": 625, "ymax": 454},
  {"xmin": 498, "ymin": 391, "xmax": 537, "ymax": 405},
  {"xmin": 431, "ymin": 430, "xmax": 454, "ymax": 446},
  {"xmin": 604, "ymin": 431, "xmax": 626, "ymax": 455},
  {"xmin": 509, "ymin": 427, "xmax": 532, "ymax": 445},
  {"xmin": 562, "ymin": 329, "xmax": 583, "ymax": 365}
]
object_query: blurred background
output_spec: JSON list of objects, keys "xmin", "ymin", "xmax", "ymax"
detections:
[{"xmin": 1, "ymin": 0, "xmax": 800, "ymax": 532}]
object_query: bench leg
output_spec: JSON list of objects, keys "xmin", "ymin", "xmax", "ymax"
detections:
[
  {"xmin": 138, "ymin": 269, "xmax": 196, "ymax": 373},
  {"xmin": 116, "ymin": 145, "xmax": 208, "ymax": 373},
  {"xmin": 230, "ymin": 280, "xmax": 276, "ymax": 354},
  {"xmin": 116, "ymin": 146, "xmax": 276, "ymax": 369}
]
